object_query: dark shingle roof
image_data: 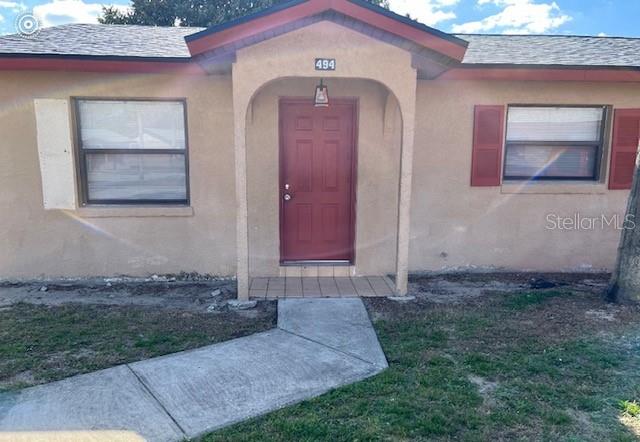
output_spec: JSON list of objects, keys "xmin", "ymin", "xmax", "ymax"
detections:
[
  {"xmin": 0, "ymin": 23, "xmax": 639, "ymax": 69},
  {"xmin": 457, "ymin": 34, "xmax": 640, "ymax": 68},
  {"xmin": 0, "ymin": 23, "xmax": 203, "ymax": 59}
]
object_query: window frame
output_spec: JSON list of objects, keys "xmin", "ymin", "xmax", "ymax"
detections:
[
  {"xmin": 503, "ymin": 104, "xmax": 609, "ymax": 182},
  {"xmin": 73, "ymin": 97, "xmax": 191, "ymax": 206}
]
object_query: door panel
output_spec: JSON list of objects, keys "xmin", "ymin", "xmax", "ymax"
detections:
[{"xmin": 280, "ymin": 99, "xmax": 356, "ymax": 262}]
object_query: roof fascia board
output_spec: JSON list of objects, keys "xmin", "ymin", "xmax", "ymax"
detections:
[
  {"xmin": 0, "ymin": 57, "xmax": 206, "ymax": 74},
  {"xmin": 439, "ymin": 66, "xmax": 640, "ymax": 82}
]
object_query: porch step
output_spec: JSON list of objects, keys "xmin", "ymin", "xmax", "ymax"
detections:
[
  {"xmin": 249, "ymin": 276, "xmax": 396, "ymax": 299},
  {"xmin": 278, "ymin": 265, "xmax": 355, "ymax": 277}
]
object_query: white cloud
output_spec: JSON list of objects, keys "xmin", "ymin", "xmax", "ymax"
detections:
[
  {"xmin": 452, "ymin": 0, "xmax": 571, "ymax": 34},
  {"xmin": 0, "ymin": 1, "xmax": 25, "ymax": 12},
  {"xmin": 597, "ymin": 32, "xmax": 607, "ymax": 37},
  {"xmin": 33, "ymin": 0, "xmax": 130, "ymax": 27},
  {"xmin": 388, "ymin": 0, "xmax": 460, "ymax": 26}
]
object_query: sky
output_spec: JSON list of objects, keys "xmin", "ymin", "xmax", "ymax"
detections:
[{"xmin": 0, "ymin": 0, "xmax": 639, "ymax": 37}]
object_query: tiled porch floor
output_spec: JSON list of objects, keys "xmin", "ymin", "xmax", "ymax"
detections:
[{"xmin": 249, "ymin": 276, "xmax": 396, "ymax": 299}]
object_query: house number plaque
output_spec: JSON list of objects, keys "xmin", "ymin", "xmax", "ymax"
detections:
[{"xmin": 315, "ymin": 58, "xmax": 336, "ymax": 71}]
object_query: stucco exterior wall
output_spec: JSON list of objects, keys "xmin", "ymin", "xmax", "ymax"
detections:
[
  {"xmin": 0, "ymin": 29, "xmax": 639, "ymax": 280},
  {"xmin": 0, "ymin": 71, "xmax": 237, "ymax": 278},
  {"xmin": 246, "ymin": 77, "xmax": 401, "ymax": 276},
  {"xmin": 410, "ymin": 79, "xmax": 639, "ymax": 273}
]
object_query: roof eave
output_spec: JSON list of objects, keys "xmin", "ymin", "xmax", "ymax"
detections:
[
  {"xmin": 439, "ymin": 64, "xmax": 640, "ymax": 82},
  {"xmin": 458, "ymin": 63, "xmax": 640, "ymax": 71},
  {"xmin": 0, "ymin": 54, "xmax": 206, "ymax": 74}
]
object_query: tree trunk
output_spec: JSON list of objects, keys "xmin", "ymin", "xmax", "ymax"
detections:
[{"xmin": 609, "ymin": 151, "xmax": 640, "ymax": 303}]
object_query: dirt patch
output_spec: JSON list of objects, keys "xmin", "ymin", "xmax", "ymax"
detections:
[
  {"xmin": 0, "ymin": 278, "xmax": 236, "ymax": 313},
  {"xmin": 407, "ymin": 272, "xmax": 610, "ymax": 304},
  {"xmin": 369, "ymin": 273, "xmax": 640, "ymax": 346},
  {"xmin": 468, "ymin": 374, "xmax": 498, "ymax": 394},
  {"xmin": 468, "ymin": 374, "xmax": 498, "ymax": 409},
  {"xmin": 619, "ymin": 414, "xmax": 640, "ymax": 438},
  {"xmin": 585, "ymin": 309, "xmax": 618, "ymax": 322},
  {"xmin": 0, "ymin": 370, "xmax": 36, "ymax": 391}
]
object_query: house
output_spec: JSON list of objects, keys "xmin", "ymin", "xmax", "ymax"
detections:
[{"xmin": 1, "ymin": 0, "xmax": 639, "ymax": 300}]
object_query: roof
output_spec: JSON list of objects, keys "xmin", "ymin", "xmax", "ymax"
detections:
[
  {"xmin": 458, "ymin": 34, "xmax": 640, "ymax": 68},
  {"xmin": 1, "ymin": 23, "xmax": 639, "ymax": 69},
  {"xmin": 0, "ymin": 24, "xmax": 203, "ymax": 59},
  {"xmin": 0, "ymin": 0, "xmax": 639, "ymax": 81}
]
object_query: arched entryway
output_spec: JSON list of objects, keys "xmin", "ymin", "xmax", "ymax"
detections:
[
  {"xmin": 226, "ymin": 21, "xmax": 423, "ymax": 299},
  {"xmin": 244, "ymin": 77, "xmax": 404, "ymax": 285}
]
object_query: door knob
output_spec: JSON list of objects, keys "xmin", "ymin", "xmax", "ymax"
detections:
[{"xmin": 283, "ymin": 194, "xmax": 292, "ymax": 201}]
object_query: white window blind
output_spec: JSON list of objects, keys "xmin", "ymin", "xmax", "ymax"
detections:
[
  {"xmin": 504, "ymin": 106, "xmax": 605, "ymax": 180},
  {"xmin": 78, "ymin": 100, "xmax": 186, "ymax": 150},
  {"xmin": 77, "ymin": 100, "xmax": 188, "ymax": 204}
]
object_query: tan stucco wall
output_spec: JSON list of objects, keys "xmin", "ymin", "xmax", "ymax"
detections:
[
  {"xmin": 1, "ymin": 24, "xmax": 639, "ymax": 280},
  {"xmin": 246, "ymin": 78, "xmax": 401, "ymax": 276},
  {"xmin": 410, "ymin": 80, "xmax": 639, "ymax": 272},
  {"xmin": 0, "ymin": 71, "xmax": 237, "ymax": 278}
]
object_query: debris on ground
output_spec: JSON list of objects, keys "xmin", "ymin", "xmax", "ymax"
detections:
[
  {"xmin": 468, "ymin": 374, "xmax": 498, "ymax": 408},
  {"xmin": 585, "ymin": 309, "xmax": 617, "ymax": 321},
  {"xmin": 387, "ymin": 295, "xmax": 416, "ymax": 302},
  {"xmin": 0, "ymin": 276, "xmax": 237, "ymax": 313},
  {"xmin": 528, "ymin": 277, "xmax": 560, "ymax": 289},
  {"xmin": 226, "ymin": 299, "xmax": 258, "ymax": 310}
]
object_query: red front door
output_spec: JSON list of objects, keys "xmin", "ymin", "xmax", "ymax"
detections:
[{"xmin": 280, "ymin": 98, "xmax": 357, "ymax": 263}]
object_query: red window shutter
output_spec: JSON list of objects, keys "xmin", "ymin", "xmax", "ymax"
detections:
[
  {"xmin": 471, "ymin": 105, "xmax": 505, "ymax": 186},
  {"xmin": 609, "ymin": 109, "xmax": 640, "ymax": 190}
]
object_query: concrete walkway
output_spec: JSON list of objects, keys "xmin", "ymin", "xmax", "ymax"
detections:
[{"xmin": 0, "ymin": 298, "xmax": 387, "ymax": 441}]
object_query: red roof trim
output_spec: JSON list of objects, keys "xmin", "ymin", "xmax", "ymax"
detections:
[
  {"xmin": 185, "ymin": 0, "xmax": 467, "ymax": 61},
  {"xmin": 439, "ymin": 67, "xmax": 640, "ymax": 82},
  {"xmin": 331, "ymin": 1, "xmax": 466, "ymax": 60},
  {"xmin": 2, "ymin": 57, "xmax": 639, "ymax": 81},
  {"xmin": 0, "ymin": 58, "xmax": 206, "ymax": 74}
]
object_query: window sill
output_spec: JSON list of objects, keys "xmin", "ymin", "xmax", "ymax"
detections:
[
  {"xmin": 501, "ymin": 181, "xmax": 608, "ymax": 195},
  {"xmin": 76, "ymin": 205, "xmax": 194, "ymax": 218}
]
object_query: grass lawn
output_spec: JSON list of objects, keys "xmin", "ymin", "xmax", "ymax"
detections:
[
  {"xmin": 206, "ymin": 285, "xmax": 640, "ymax": 441},
  {"xmin": 0, "ymin": 302, "xmax": 276, "ymax": 391}
]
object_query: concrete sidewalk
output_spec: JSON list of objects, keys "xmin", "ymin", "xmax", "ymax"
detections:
[{"xmin": 0, "ymin": 298, "xmax": 387, "ymax": 441}]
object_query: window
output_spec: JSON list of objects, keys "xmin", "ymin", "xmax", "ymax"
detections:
[
  {"xmin": 75, "ymin": 99, "xmax": 189, "ymax": 205},
  {"xmin": 504, "ymin": 106, "xmax": 607, "ymax": 180}
]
